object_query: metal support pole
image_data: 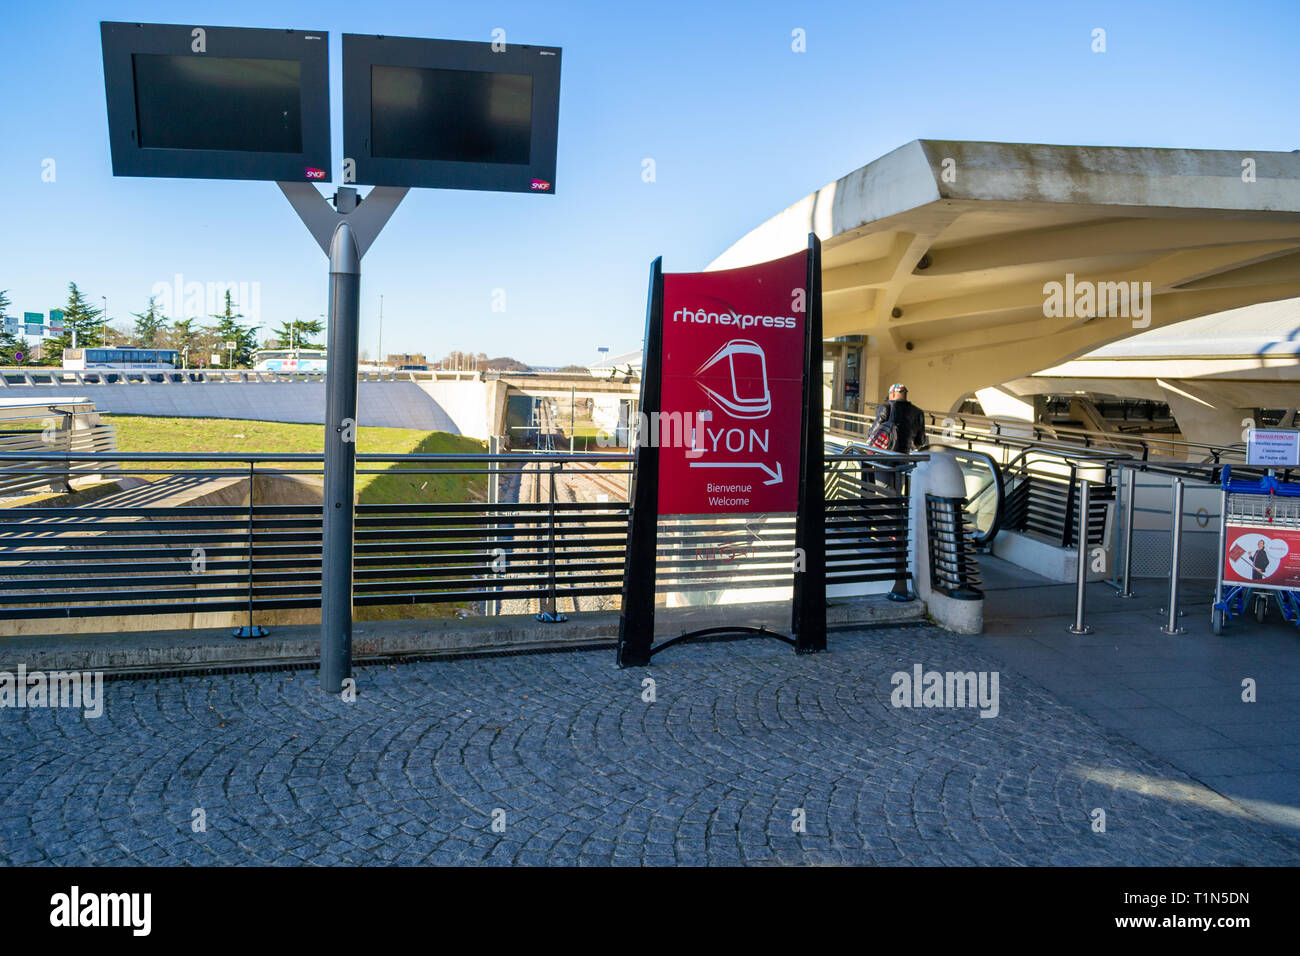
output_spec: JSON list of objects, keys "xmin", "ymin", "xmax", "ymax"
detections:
[
  {"xmin": 235, "ymin": 459, "xmax": 267, "ymax": 638},
  {"xmin": 570, "ymin": 386, "xmax": 576, "ymax": 454},
  {"xmin": 1067, "ymin": 479, "xmax": 1093, "ymax": 634},
  {"xmin": 276, "ymin": 181, "xmax": 408, "ymax": 693},
  {"xmin": 1117, "ymin": 465, "xmax": 1137, "ymax": 597},
  {"xmin": 1161, "ymin": 477, "xmax": 1186, "ymax": 635},
  {"xmin": 487, "ymin": 435, "xmax": 499, "ymax": 617},
  {"xmin": 536, "ymin": 463, "xmax": 567, "ymax": 622},
  {"xmin": 320, "ymin": 222, "xmax": 361, "ymax": 691}
]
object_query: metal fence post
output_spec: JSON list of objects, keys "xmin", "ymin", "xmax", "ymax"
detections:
[
  {"xmin": 235, "ymin": 459, "xmax": 267, "ymax": 638},
  {"xmin": 536, "ymin": 462, "xmax": 567, "ymax": 623},
  {"xmin": 1116, "ymin": 464, "xmax": 1136, "ymax": 598},
  {"xmin": 1062, "ymin": 464, "xmax": 1078, "ymax": 547},
  {"xmin": 1067, "ymin": 479, "xmax": 1093, "ymax": 634},
  {"xmin": 889, "ymin": 462, "xmax": 913, "ymax": 601},
  {"xmin": 487, "ymin": 436, "xmax": 499, "ymax": 617},
  {"xmin": 1160, "ymin": 477, "xmax": 1186, "ymax": 634}
]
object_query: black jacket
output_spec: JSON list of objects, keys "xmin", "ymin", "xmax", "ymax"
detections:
[{"xmin": 870, "ymin": 399, "xmax": 927, "ymax": 453}]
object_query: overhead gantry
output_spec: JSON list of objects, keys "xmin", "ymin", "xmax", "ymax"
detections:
[{"xmin": 707, "ymin": 140, "xmax": 1300, "ymax": 412}]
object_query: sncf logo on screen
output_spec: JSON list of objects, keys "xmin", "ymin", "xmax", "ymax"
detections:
[
  {"xmin": 672, "ymin": 308, "xmax": 797, "ymax": 330},
  {"xmin": 531, "ymin": 179, "xmax": 552, "ymax": 191},
  {"xmin": 304, "ymin": 167, "xmax": 327, "ymax": 180}
]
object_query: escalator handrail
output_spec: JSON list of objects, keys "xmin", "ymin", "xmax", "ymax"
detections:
[{"xmin": 924, "ymin": 443, "xmax": 1004, "ymax": 548}]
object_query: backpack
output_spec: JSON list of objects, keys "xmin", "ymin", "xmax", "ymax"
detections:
[{"xmin": 868, "ymin": 405, "xmax": 898, "ymax": 451}]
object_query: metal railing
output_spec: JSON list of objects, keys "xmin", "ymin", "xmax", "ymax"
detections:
[
  {"xmin": 0, "ymin": 449, "xmax": 920, "ymax": 631},
  {"xmin": 0, "ymin": 401, "xmax": 118, "ymax": 496},
  {"xmin": 924, "ymin": 493, "xmax": 982, "ymax": 599},
  {"xmin": 997, "ymin": 448, "xmax": 1117, "ymax": 548},
  {"xmin": 828, "ymin": 403, "xmax": 1249, "ymax": 465}
]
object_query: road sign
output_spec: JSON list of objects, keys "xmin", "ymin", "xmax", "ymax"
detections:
[
  {"xmin": 23, "ymin": 313, "xmax": 43, "ymax": 336},
  {"xmin": 101, "ymin": 22, "xmax": 330, "ymax": 182},
  {"xmin": 342, "ymin": 34, "xmax": 561, "ymax": 194},
  {"xmin": 47, "ymin": 309, "xmax": 64, "ymax": 331},
  {"xmin": 1246, "ymin": 428, "xmax": 1300, "ymax": 467},
  {"xmin": 657, "ymin": 250, "xmax": 808, "ymax": 515}
]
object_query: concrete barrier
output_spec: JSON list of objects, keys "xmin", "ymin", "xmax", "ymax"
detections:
[
  {"xmin": 0, "ymin": 593, "xmax": 924, "ymax": 674},
  {"xmin": 909, "ymin": 452, "xmax": 984, "ymax": 634}
]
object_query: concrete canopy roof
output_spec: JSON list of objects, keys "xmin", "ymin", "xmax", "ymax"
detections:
[{"xmin": 707, "ymin": 140, "xmax": 1300, "ymax": 411}]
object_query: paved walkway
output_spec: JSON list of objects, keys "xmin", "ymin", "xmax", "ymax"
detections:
[
  {"xmin": 975, "ymin": 556, "xmax": 1300, "ymax": 813},
  {"xmin": 3, "ymin": 622, "xmax": 1298, "ymax": 865}
]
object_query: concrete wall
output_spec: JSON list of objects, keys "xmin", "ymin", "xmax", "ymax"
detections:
[
  {"xmin": 416, "ymin": 379, "xmax": 500, "ymax": 440},
  {"xmin": 0, "ymin": 380, "xmax": 483, "ymax": 436}
]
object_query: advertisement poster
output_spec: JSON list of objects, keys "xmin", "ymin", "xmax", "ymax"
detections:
[
  {"xmin": 657, "ymin": 249, "xmax": 807, "ymax": 516},
  {"xmin": 1223, "ymin": 524, "xmax": 1300, "ymax": 590}
]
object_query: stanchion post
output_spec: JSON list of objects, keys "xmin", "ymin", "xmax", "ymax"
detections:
[
  {"xmin": 1117, "ymin": 464, "xmax": 1137, "ymax": 597},
  {"xmin": 1067, "ymin": 478, "xmax": 1093, "ymax": 634},
  {"xmin": 1161, "ymin": 477, "xmax": 1187, "ymax": 635}
]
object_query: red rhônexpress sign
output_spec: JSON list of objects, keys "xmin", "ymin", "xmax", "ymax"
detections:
[{"xmin": 657, "ymin": 249, "xmax": 807, "ymax": 516}]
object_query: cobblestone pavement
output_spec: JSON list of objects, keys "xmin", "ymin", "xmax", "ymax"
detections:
[{"xmin": 3, "ymin": 626, "xmax": 1299, "ymax": 866}]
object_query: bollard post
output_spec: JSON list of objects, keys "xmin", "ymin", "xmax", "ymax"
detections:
[
  {"xmin": 1160, "ymin": 477, "xmax": 1186, "ymax": 635},
  {"xmin": 1067, "ymin": 479, "xmax": 1093, "ymax": 634},
  {"xmin": 1117, "ymin": 465, "xmax": 1136, "ymax": 598}
]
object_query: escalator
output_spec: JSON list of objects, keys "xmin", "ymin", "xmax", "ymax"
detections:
[
  {"xmin": 937, "ymin": 447, "xmax": 1003, "ymax": 548},
  {"xmin": 824, "ymin": 437, "xmax": 1005, "ymax": 549}
]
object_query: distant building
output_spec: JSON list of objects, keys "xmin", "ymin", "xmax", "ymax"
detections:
[{"xmin": 385, "ymin": 353, "xmax": 428, "ymax": 368}]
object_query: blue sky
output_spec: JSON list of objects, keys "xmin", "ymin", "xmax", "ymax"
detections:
[{"xmin": 2, "ymin": 0, "xmax": 1297, "ymax": 366}]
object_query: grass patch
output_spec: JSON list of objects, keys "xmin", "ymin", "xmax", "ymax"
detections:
[
  {"xmin": 104, "ymin": 415, "xmax": 488, "ymax": 621},
  {"xmin": 104, "ymin": 414, "xmax": 486, "ymax": 499}
]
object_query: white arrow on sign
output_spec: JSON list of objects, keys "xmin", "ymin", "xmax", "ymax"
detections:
[{"xmin": 688, "ymin": 461, "xmax": 783, "ymax": 485}]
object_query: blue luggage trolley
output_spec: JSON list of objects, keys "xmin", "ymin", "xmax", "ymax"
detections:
[{"xmin": 1211, "ymin": 466, "xmax": 1300, "ymax": 634}]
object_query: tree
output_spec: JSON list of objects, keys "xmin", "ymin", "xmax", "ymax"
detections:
[
  {"xmin": 170, "ymin": 318, "xmax": 201, "ymax": 367},
  {"xmin": 210, "ymin": 290, "xmax": 260, "ymax": 367},
  {"xmin": 272, "ymin": 318, "xmax": 324, "ymax": 351},
  {"xmin": 132, "ymin": 295, "xmax": 168, "ymax": 348},
  {"xmin": 42, "ymin": 282, "xmax": 104, "ymax": 363},
  {"xmin": 0, "ymin": 290, "xmax": 17, "ymax": 364}
]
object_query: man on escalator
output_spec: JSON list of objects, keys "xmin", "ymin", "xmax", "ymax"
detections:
[{"xmin": 867, "ymin": 383, "xmax": 927, "ymax": 454}]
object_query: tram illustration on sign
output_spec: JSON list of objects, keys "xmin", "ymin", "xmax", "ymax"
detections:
[{"xmin": 695, "ymin": 339, "xmax": 771, "ymax": 419}]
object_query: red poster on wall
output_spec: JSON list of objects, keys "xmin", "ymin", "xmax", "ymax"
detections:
[
  {"xmin": 1223, "ymin": 524, "xmax": 1300, "ymax": 590},
  {"xmin": 657, "ymin": 249, "xmax": 807, "ymax": 516}
]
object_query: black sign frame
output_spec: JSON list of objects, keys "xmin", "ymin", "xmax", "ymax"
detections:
[
  {"xmin": 617, "ymin": 234, "xmax": 827, "ymax": 666},
  {"xmin": 101, "ymin": 21, "xmax": 331, "ymax": 183},
  {"xmin": 342, "ymin": 33, "xmax": 561, "ymax": 194}
]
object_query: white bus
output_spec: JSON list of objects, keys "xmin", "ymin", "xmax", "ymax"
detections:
[
  {"xmin": 62, "ymin": 347, "xmax": 179, "ymax": 369},
  {"xmin": 252, "ymin": 348, "xmax": 327, "ymax": 372}
]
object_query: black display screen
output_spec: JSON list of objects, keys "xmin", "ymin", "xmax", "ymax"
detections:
[
  {"xmin": 370, "ymin": 65, "xmax": 532, "ymax": 164},
  {"xmin": 132, "ymin": 54, "xmax": 303, "ymax": 153}
]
